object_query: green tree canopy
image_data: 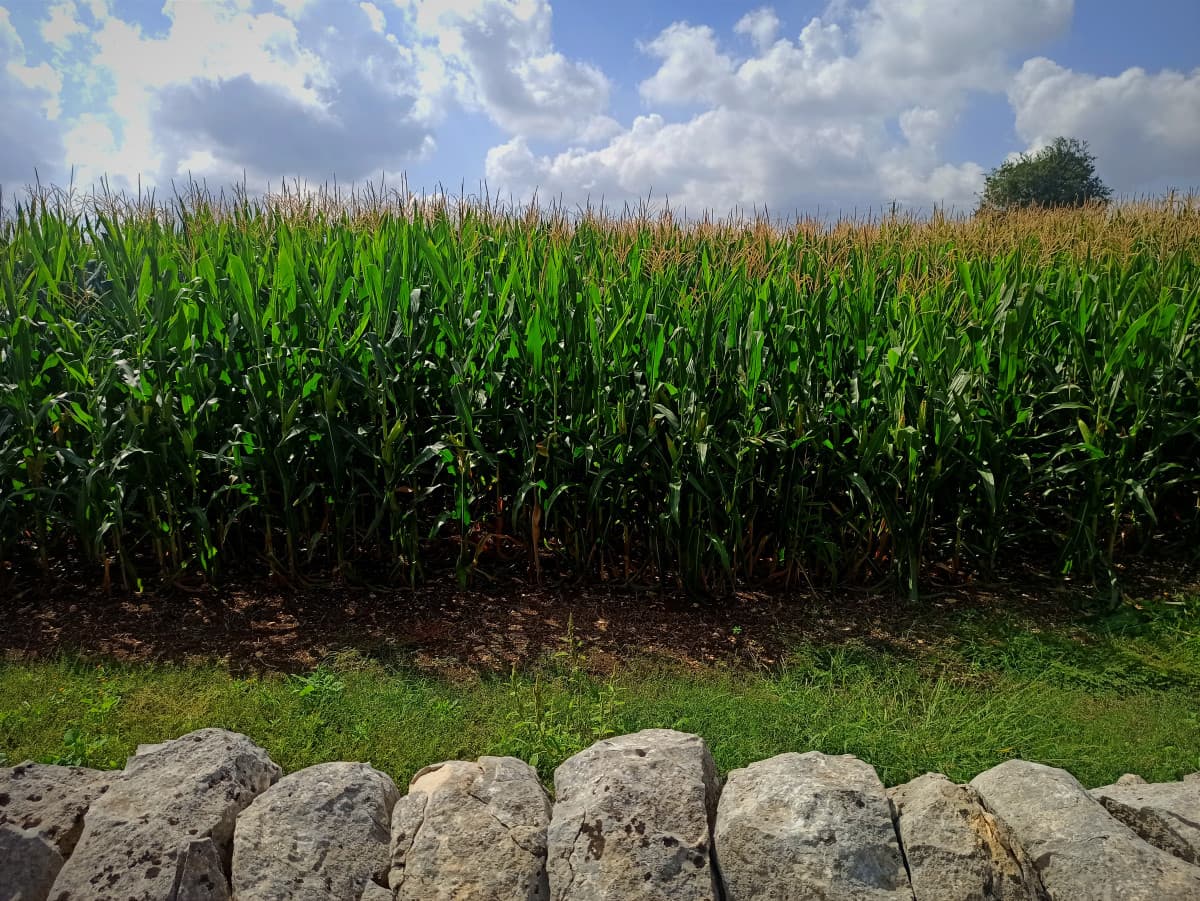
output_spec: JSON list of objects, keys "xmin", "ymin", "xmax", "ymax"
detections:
[{"xmin": 980, "ymin": 137, "xmax": 1112, "ymax": 211}]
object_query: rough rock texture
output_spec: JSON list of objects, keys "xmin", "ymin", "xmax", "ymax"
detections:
[
  {"xmin": 169, "ymin": 839, "xmax": 229, "ymax": 901},
  {"xmin": 48, "ymin": 728, "xmax": 279, "ymax": 901},
  {"xmin": 547, "ymin": 729, "xmax": 719, "ymax": 901},
  {"xmin": 889, "ymin": 773, "xmax": 1043, "ymax": 900},
  {"xmin": 970, "ymin": 760, "xmax": 1200, "ymax": 900},
  {"xmin": 389, "ymin": 756, "xmax": 551, "ymax": 900},
  {"xmin": 1, "ymin": 824, "xmax": 65, "ymax": 901},
  {"xmin": 0, "ymin": 762, "xmax": 112, "ymax": 857},
  {"xmin": 232, "ymin": 761, "xmax": 398, "ymax": 901},
  {"xmin": 1090, "ymin": 780, "xmax": 1200, "ymax": 864},
  {"xmin": 714, "ymin": 752, "xmax": 911, "ymax": 901},
  {"xmin": 14, "ymin": 726, "xmax": 1200, "ymax": 901}
]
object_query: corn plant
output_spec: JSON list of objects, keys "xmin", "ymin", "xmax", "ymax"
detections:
[{"xmin": 1, "ymin": 186, "xmax": 1197, "ymax": 600}]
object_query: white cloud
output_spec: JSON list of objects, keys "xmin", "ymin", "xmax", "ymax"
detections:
[
  {"xmin": 734, "ymin": 7, "xmax": 780, "ymax": 51},
  {"xmin": 7, "ymin": 0, "xmax": 616, "ymax": 190},
  {"xmin": 638, "ymin": 24, "xmax": 732, "ymax": 106},
  {"xmin": 0, "ymin": 7, "xmax": 68, "ymax": 188},
  {"xmin": 488, "ymin": 1, "xmax": 1077, "ymax": 212},
  {"xmin": 0, "ymin": 8, "xmax": 15, "ymax": 50},
  {"xmin": 62, "ymin": 113, "xmax": 119, "ymax": 186},
  {"xmin": 640, "ymin": 1, "xmax": 1073, "ymax": 117},
  {"xmin": 488, "ymin": 110, "xmax": 988, "ymax": 215},
  {"xmin": 1010, "ymin": 58, "xmax": 1200, "ymax": 192},
  {"xmin": 575, "ymin": 114, "xmax": 622, "ymax": 146},
  {"xmin": 52, "ymin": 0, "xmax": 437, "ymax": 188},
  {"xmin": 273, "ymin": 0, "xmax": 317, "ymax": 18},
  {"xmin": 406, "ymin": 0, "xmax": 611, "ymax": 141},
  {"xmin": 40, "ymin": 0, "xmax": 87, "ymax": 48},
  {"xmin": 7, "ymin": 61, "xmax": 64, "ymax": 117},
  {"xmin": 898, "ymin": 107, "xmax": 949, "ymax": 153},
  {"xmin": 5, "ymin": 0, "xmax": 1199, "ymax": 212},
  {"xmin": 359, "ymin": 1, "xmax": 386, "ymax": 34},
  {"xmin": 850, "ymin": 0, "xmax": 1073, "ymax": 90},
  {"xmin": 6, "ymin": 9, "xmax": 66, "ymax": 118}
]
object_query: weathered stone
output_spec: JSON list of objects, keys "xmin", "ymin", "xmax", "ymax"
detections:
[
  {"xmin": 1, "ymin": 824, "xmax": 65, "ymax": 901},
  {"xmin": 389, "ymin": 756, "xmax": 550, "ymax": 900},
  {"xmin": 889, "ymin": 772, "xmax": 1042, "ymax": 900},
  {"xmin": 714, "ymin": 751, "xmax": 911, "ymax": 901},
  {"xmin": 1090, "ymin": 780, "xmax": 1200, "ymax": 864},
  {"xmin": 48, "ymin": 728, "xmax": 279, "ymax": 901},
  {"xmin": 970, "ymin": 760, "xmax": 1200, "ymax": 900},
  {"xmin": 171, "ymin": 839, "xmax": 229, "ymax": 901},
  {"xmin": 547, "ymin": 729, "xmax": 719, "ymax": 900},
  {"xmin": 17, "ymin": 727, "xmax": 1200, "ymax": 901},
  {"xmin": 0, "ymin": 762, "xmax": 112, "ymax": 857},
  {"xmin": 1115, "ymin": 773, "xmax": 1148, "ymax": 786},
  {"xmin": 232, "ymin": 761, "xmax": 398, "ymax": 901}
]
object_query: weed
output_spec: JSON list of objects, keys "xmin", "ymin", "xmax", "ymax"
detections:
[
  {"xmin": 50, "ymin": 726, "xmax": 114, "ymax": 768},
  {"xmin": 494, "ymin": 620, "xmax": 625, "ymax": 779},
  {"xmin": 289, "ymin": 667, "xmax": 346, "ymax": 704}
]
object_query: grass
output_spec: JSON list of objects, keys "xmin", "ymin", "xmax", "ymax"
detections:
[
  {"xmin": 3, "ymin": 599, "xmax": 1198, "ymax": 790},
  {"xmin": 2, "ymin": 187, "xmax": 1198, "ymax": 600}
]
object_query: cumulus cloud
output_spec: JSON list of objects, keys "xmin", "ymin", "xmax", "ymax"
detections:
[
  {"xmin": 0, "ymin": 8, "xmax": 67, "ymax": 189},
  {"xmin": 1010, "ymin": 58, "xmax": 1200, "ymax": 192},
  {"xmin": 40, "ymin": 0, "xmax": 87, "ymax": 48},
  {"xmin": 1, "ymin": 0, "xmax": 618, "ymax": 189},
  {"xmin": 638, "ymin": 24, "xmax": 732, "ymax": 106},
  {"xmin": 67, "ymin": 0, "xmax": 435, "ymax": 187},
  {"xmin": 734, "ymin": 8, "xmax": 781, "ymax": 51},
  {"xmin": 154, "ymin": 72, "xmax": 433, "ymax": 184},
  {"xmin": 488, "ymin": 0, "xmax": 1077, "ymax": 212},
  {"xmin": 273, "ymin": 0, "xmax": 318, "ymax": 17},
  {"xmin": 641, "ymin": 1, "xmax": 1072, "ymax": 118},
  {"xmin": 406, "ymin": 0, "xmax": 612, "ymax": 142},
  {"xmin": 850, "ymin": 0, "xmax": 1073, "ymax": 91},
  {"xmin": 4, "ymin": 0, "xmax": 1200, "ymax": 212}
]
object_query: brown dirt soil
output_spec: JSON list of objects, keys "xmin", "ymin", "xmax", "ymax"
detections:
[{"xmin": 6, "ymin": 556, "xmax": 1192, "ymax": 676}]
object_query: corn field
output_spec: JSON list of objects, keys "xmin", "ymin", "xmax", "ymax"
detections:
[{"xmin": 1, "ymin": 187, "xmax": 1198, "ymax": 598}]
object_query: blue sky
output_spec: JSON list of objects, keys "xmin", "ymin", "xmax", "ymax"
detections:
[{"xmin": 1, "ymin": 0, "xmax": 1197, "ymax": 213}]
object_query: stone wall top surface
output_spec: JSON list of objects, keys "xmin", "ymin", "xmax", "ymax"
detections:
[{"xmin": 2, "ymin": 730, "xmax": 1198, "ymax": 901}]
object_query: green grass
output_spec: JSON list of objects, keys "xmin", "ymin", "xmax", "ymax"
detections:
[
  {"xmin": 2, "ymin": 189, "xmax": 1198, "ymax": 599},
  {"xmin": 3, "ymin": 601, "xmax": 1198, "ymax": 790}
]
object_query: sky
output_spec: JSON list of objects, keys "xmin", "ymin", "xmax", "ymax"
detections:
[{"xmin": 1, "ymin": 0, "xmax": 1198, "ymax": 215}]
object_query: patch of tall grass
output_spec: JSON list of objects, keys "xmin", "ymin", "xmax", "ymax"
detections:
[{"xmin": 1, "ymin": 185, "xmax": 1198, "ymax": 598}]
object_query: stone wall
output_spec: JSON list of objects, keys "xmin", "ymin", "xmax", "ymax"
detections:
[{"xmin": 3, "ymin": 727, "xmax": 1199, "ymax": 900}]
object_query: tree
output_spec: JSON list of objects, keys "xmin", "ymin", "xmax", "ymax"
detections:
[{"xmin": 980, "ymin": 137, "xmax": 1112, "ymax": 211}]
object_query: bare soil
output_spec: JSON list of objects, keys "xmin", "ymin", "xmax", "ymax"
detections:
[{"xmin": 7, "ymin": 557, "xmax": 1189, "ymax": 676}]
